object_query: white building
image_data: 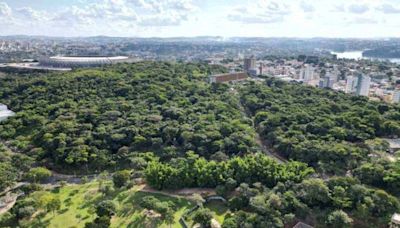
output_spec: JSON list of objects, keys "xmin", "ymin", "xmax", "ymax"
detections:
[
  {"xmin": 39, "ymin": 56, "xmax": 131, "ymax": 68},
  {"xmin": 356, "ymin": 74, "xmax": 371, "ymax": 96},
  {"xmin": 299, "ymin": 65, "xmax": 314, "ymax": 82},
  {"xmin": 393, "ymin": 90, "xmax": 400, "ymax": 103},
  {"xmin": 0, "ymin": 104, "xmax": 15, "ymax": 122},
  {"xmin": 345, "ymin": 76, "xmax": 357, "ymax": 93},
  {"xmin": 391, "ymin": 213, "xmax": 400, "ymax": 228},
  {"xmin": 319, "ymin": 75, "xmax": 335, "ymax": 89}
]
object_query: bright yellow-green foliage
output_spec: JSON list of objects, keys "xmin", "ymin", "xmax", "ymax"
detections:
[{"xmin": 41, "ymin": 182, "xmax": 100, "ymax": 227}]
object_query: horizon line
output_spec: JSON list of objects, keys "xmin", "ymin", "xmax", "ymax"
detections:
[{"xmin": 1, "ymin": 35, "xmax": 400, "ymax": 40}]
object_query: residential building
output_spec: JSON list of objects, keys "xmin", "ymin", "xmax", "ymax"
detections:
[
  {"xmin": 345, "ymin": 76, "xmax": 356, "ymax": 93},
  {"xmin": 393, "ymin": 90, "xmax": 400, "ymax": 103},
  {"xmin": 259, "ymin": 63, "xmax": 263, "ymax": 75},
  {"xmin": 356, "ymin": 74, "xmax": 371, "ymax": 96},
  {"xmin": 300, "ymin": 65, "xmax": 314, "ymax": 82},
  {"xmin": 319, "ymin": 75, "xmax": 335, "ymax": 88},
  {"xmin": 244, "ymin": 56, "xmax": 256, "ymax": 72},
  {"xmin": 293, "ymin": 222, "xmax": 314, "ymax": 228}
]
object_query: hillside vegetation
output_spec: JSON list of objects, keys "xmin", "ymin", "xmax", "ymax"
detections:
[{"xmin": 0, "ymin": 62, "xmax": 399, "ymax": 227}]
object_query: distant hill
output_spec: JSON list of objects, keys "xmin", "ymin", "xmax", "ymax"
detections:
[{"xmin": 363, "ymin": 46, "xmax": 400, "ymax": 58}]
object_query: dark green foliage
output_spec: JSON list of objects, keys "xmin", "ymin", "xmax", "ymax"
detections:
[
  {"xmin": 240, "ymin": 78, "xmax": 400, "ymax": 197},
  {"xmin": 139, "ymin": 196, "xmax": 175, "ymax": 216},
  {"xmin": 0, "ymin": 143, "xmax": 30, "ymax": 191},
  {"xmin": 241, "ymin": 79, "xmax": 400, "ymax": 175},
  {"xmin": 226, "ymin": 176, "xmax": 399, "ymax": 228},
  {"xmin": 85, "ymin": 216, "xmax": 111, "ymax": 228},
  {"xmin": 192, "ymin": 208, "xmax": 213, "ymax": 228},
  {"xmin": 0, "ymin": 62, "xmax": 256, "ymax": 170},
  {"xmin": 11, "ymin": 198, "xmax": 37, "ymax": 220},
  {"xmin": 95, "ymin": 200, "xmax": 116, "ymax": 217},
  {"xmin": 112, "ymin": 170, "xmax": 131, "ymax": 188}
]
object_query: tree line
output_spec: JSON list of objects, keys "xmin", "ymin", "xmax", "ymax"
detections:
[{"xmin": 145, "ymin": 152, "xmax": 314, "ymax": 190}]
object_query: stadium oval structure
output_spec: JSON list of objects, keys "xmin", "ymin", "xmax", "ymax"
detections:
[{"xmin": 39, "ymin": 56, "xmax": 130, "ymax": 68}]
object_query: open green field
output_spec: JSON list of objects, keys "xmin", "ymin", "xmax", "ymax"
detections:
[{"xmin": 38, "ymin": 182, "xmax": 229, "ymax": 228}]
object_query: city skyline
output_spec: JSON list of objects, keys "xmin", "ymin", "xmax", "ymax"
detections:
[{"xmin": 1, "ymin": 0, "xmax": 400, "ymax": 38}]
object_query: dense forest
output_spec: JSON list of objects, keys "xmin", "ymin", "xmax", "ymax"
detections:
[
  {"xmin": 0, "ymin": 62, "xmax": 257, "ymax": 172},
  {"xmin": 241, "ymin": 79, "xmax": 400, "ymax": 194},
  {"xmin": 0, "ymin": 62, "xmax": 399, "ymax": 227}
]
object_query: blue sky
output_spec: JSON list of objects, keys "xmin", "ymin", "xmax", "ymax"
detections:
[{"xmin": 1, "ymin": 0, "xmax": 400, "ymax": 37}]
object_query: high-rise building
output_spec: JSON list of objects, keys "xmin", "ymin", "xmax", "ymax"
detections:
[
  {"xmin": 319, "ymin": 74, "xmax": 335, "ymax": 89},
  {"xmin": 300, "ymin": 65, "xmax": 314, "ymax": 82},
  {"xmin": 356, "ymin": 74, "xmax": 371, "ymax": 96},
  {"xmin": 393, "ymin": 90, "xmax": 400, "ymax": 103},
  {"xmin": 345, "ymin": 76, "xmax": 356, "ymax": 93},
  {"xmin": 259, "ymin": 63, "xmax": 263, "ymax": 75},
  {"xmin": 244, "ymin": 56, "xmax": 256, "ymax": 72}
]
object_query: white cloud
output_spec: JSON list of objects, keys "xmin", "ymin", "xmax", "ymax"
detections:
[
  {"xmin": 1, "ymin": 0, "xmax": 400, "ymax": 37},
  {"xmin": 331, "ymin": 4, "xmax": 345, "ymax": 13},
  {"xmin": 300, "ymin": 1, "xmax": 315, "ymax": 13},
  {"xmin": 228, "ymin": 0, "xmax": 291, "ymax": 24},
  {"xmin": 1, "ymin": 0, "xmax": 196, "ymax": 30},
  {"xmin": 15, "ymin": 7, "xmax": 50, "ymax": 21},
  {"xmin": 135, "ymin": 0, "xmax": 197, "ymax": 26},
  {"xmin": 0, "ymin": 2, "xmax": 11, "ymax": 18},
  {"xmin": 348, "ymin": 3, "xmax": 369, "ymax": 14},
  {"xmin": 347, "ymin": 16, "xmax": 379, "ymax": 24},
  {"xmin": 376, "ymin": 3, "xmax": 400, "ymax": 14}
]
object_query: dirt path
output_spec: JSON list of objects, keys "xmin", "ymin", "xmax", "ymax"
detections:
[
  {"xmin": 0, "ymin": 194, "xmax": 19, "ymax": 215},
  {"xmin": 232, "ymin": 85, "xmax": 287, "ymax": 164},
  {"xmin": 254, "ymin": 134, "xmax": 287, "ymax": 164},
  {"xmin": 137, "ymin": 184, "xmax": 216, "ymax": 199}
]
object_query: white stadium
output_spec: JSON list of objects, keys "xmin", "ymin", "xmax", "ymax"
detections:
[{"xmin": 39, "ymin": 56, "xmax": 131, "ymax": 68}]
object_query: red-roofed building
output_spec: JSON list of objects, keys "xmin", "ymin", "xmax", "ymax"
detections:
[{"xmin": 209, "ymin": 72, "xmax": 248, "ymax": 83}]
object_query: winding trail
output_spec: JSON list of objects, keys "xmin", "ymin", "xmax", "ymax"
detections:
[
  {"xmin": 137, "ymin": 184, "xmax": 216, "ymax": 199},
  {"xmin": 232, "ymin": 85, "xmax": 287, "ymax": 164}
]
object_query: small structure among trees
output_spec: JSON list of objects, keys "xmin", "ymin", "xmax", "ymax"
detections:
[{"xmin": 391, "ymin": 213, "xmax": 400, "ymax": 228}]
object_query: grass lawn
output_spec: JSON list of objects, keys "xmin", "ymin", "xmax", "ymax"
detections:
[
  {"xmin": 36, "ymin": 181, "xmax": 228, "ymax": 228},
  {"xmin": 111, "ymin": 191, "xmax": 194, "ymax": 228},
  {"xmin": 41, "ymin": 182, "xmax": 100, "ymax": 228},
  {"xmin": 205, "ymin": 201, "xmax": 229, "ymax": 224}
]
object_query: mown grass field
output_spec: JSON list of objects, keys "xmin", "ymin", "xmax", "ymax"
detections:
[{"xmin": 40, "ymin": 181, "xmax": 229, "ymax": 228}]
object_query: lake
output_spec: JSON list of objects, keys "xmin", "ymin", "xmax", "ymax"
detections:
[
  {"xmin": 331, "ymin": 51, "xmax": 400, "ymax": 64},
  {"xmin": 0, "ymin": 104, "xmax": 15, "ymax": 122}
]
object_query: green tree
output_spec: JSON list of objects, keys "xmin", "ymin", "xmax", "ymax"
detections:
[
  {"xmin": 193, "ymin": 208, "xmax": 213, "ymax": 228},
  {"xmin": 85, "ymin": 215, "xmax": 111, "ymax": 228},
  {"xmin": 112, "ymin": 170, "xmax": 131, "ymax": 188},
  {"xmin": 47, "ymin": 198, "xmax": 61, "ymax": 215},
  {"xmin": 164, "ymin": 209, "xmax": 175, "ymax": 228},
  {"xmin": 325, "ymin": 210, "xmax": 353, "ymax": 228},
  {"xmin": 297, "ymin": 178, "xmax": 331, "ymax": 207},
  {"xmin": 96, "ymin": 200, "xmax": 116, "ymax": 217},
  {"xmin": 25, "ymin": 167, "xmax": 51, "ymax": 183}
]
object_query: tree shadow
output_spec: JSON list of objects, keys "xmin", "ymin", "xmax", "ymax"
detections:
[
  {"xmin": 206, "ymin": 201, "xmax": 228, "ymax": 216},
  {"xmin": 58, "ymin": 208, "xmax": 69, "ymax": 214}
]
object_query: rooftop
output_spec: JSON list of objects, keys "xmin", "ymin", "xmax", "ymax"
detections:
[
  {"xmin": 392, "ymin": 213, "xmax": 400, "ymax": 224},
  {"xmin": 383, "ymin": 138, "xmax": 400, "ymax": 149},
  {"xmin": 48, "ymin": 56, "xmax": 129, "ymax": 61},
  {"xmin": 293, "ymin": 222, "xmax": 314, "ymax": 228}
]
